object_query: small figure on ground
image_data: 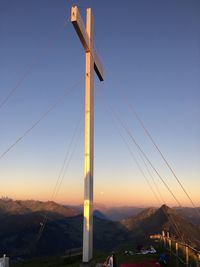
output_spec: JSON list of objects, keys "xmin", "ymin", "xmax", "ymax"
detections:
[
  {"xmin": 103, "ymin": 252, "xmax": 117, "ymax": 267},
  {"xmin": 159, "ymin": 252, "xmax": 168, "ymax": 266},
  {"xmin": 137, "ymin": 244, "xmax": 143, "ymax": 252},
  {"xmin": 123, "ymin": 250, "xmax": 134, "ymax": 256},
  {"xmin": 103, "ymin": 256, "xmax": 110, "ymax": 267}
]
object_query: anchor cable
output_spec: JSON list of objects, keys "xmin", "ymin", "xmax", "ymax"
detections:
[
  {"xmin": 98, "ymin": 57, "xmax": 199, "ymax": 214},
  {"xmin": 36, "ymin": 120, "xmax": 83, "ymax": 243},
  {"xmin": 123, "ymin": 94, "xmax": 200, "ymax": 215},
  {"xmin": 0, "ymin": 18, "xmax": 70, "ymax": 111},
  {"xmin": 96, "ymin": 85, "xmax": 185, "ymax": 243},
  {"xmin": 0, "ymin": 78, "xmax": 83, "ymax": 161},
  {"xmin": 97, "ymin": 83, "xmax": 182, "ymax": 207}
]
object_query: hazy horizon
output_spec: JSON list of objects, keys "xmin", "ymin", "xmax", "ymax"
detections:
[{"xmin": 1, "ymin": 196, "xmax": 199, "ymax": 210}]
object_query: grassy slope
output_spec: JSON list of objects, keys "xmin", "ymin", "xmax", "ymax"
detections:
[{"xmin": 10, "ymin": 243, "xmax": 167, "ymax": 267}]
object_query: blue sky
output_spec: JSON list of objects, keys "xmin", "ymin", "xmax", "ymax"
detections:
[{"xmin": 0, "ymin": 0, "xmax": 199, "ymax": 207}]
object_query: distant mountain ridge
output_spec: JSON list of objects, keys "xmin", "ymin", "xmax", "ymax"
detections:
[
  {"xmin": 1, "ymin": 199, "xmax": 200, "ymax": 224},
  {"xmin": 68, "ymin": 203, "xmax": 146, "ymax": 221},
  {"xmin": 0, "ymin": 198, "xmax": 78, "ymax": 218},
  {"xmin": 0, "ymin": 199, "xmax": 129, "ymax": 258},
  {"xmin": 1, "ymin": 199, "xmax": 200, "ymax": 259},
  {"xmin": 121, "ymin": 204, "xmax": 200, "ymax": 248}
]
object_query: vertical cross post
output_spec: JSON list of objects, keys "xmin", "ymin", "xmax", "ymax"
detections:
[
  {"xmin": 84, "ymin": 8, "xmax": 94, "ymax": 263},
  {"xmin": 162, "ymin": 231, "xmax": 166, "ymax": 248},
  {"xmin": 186, "ymin": 246, "xmax": 189, "ymax": 267},
  {"xmin": 176, "ymin": 242, "xmax": 179, "ymax": 267},
  {"xmin": 71, "ymin": 6, "xmax": 104, "ymax": 264},
  {"xmin": 169, "ymin": 239, "xmax": 172, "ymax": 256},
  {"xmin": 196, "ymin": 253, "xmax": 200, "ymax": 267}
]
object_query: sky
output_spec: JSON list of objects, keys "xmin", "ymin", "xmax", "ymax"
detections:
[{"xmin": 0, "ymin": 0, "xmax": 199, "ymax": 207}]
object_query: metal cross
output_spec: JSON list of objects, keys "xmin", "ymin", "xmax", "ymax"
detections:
[{"xmin": 71, "ymin": 6, "xmax": 104, "ymax": 263}]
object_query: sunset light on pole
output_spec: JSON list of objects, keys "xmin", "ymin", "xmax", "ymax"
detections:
[{"xmin": 71, "ymin": 5, "xmax": 104, "ymax": 263}]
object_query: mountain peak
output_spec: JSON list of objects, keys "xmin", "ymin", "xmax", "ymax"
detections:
[
  {"xmin": 160, "ymin": 204, "xmax": 170, "ymax": 212},
  {"xmin": 158, "ymin": 204, "xmax": 179, "ymax": 219}
]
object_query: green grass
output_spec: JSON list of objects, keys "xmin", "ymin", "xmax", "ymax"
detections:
[
  {"xmin": 11, "ymin": 255, "xmax": 82, "ymax": 267},
  {"xmin": 11, "ymin": 241, "xmax": 193, "ymax": 267},
  {"xmin": 91, "ymin": 247, "xmax": 159, "ymax": 266},
  {"xmin": 11, "ymin": 251, "xmax": 159, "ymax": 267}
]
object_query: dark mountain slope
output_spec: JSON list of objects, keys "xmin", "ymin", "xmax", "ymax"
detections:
[
  {"xmin": 175, "ymin": 207, "xmax": 200, "ymax": 225},
  {"xmin": 0, "ymin": 212, "xmax": 130, "ymax": 258},
  {"xmin": 121, "ymin": 205, "xmax": 200, "ymax": 248},
  {"xmin": 93, "ymin": 209, "xmax": 109, "ymax": 220},
  {"xmin": 1, "ymin": 200, "xmax": 200, "ymax": 259},
  {"xmin": 103, "ymin": 206, "xmax": 145, "ymax": 221}
]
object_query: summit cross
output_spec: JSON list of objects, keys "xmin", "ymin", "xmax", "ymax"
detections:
[{"xmin": 71, "ymin": 6, "xmax": 104, "ymax": 263}]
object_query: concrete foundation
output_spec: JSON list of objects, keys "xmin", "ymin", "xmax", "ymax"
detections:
[
  {"xmin": 80, "ymin": 261, "xmax": 93, "ymax": 267},
  {"xmin": 0, "ymin": 255, "xmax": 9, "ymax": 267}
]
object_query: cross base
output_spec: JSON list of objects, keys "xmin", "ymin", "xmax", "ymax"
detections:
[{"xmin": 80, "ymin": 261, "xmax": 93, "ymax": 267}]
